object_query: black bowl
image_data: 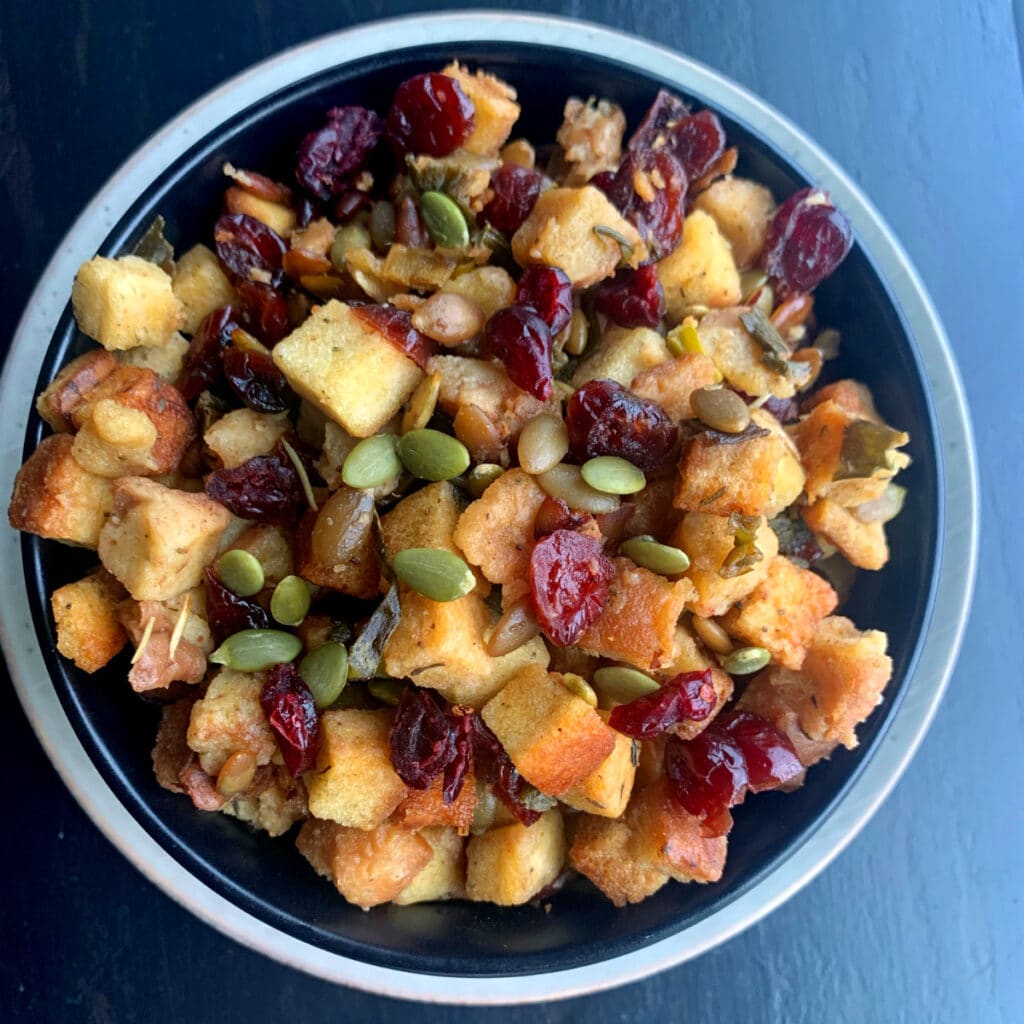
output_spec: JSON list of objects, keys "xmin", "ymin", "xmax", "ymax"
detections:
[{"xmin": 19, "ymin": 36, "xmax": 941, "ymax": 978}]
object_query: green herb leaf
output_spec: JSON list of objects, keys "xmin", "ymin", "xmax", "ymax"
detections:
[{"xmin": 347, "ymin": 584, "xmax": 402, "ymax": 681}]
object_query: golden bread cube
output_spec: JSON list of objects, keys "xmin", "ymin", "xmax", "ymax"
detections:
[
  {"xmin": 393, "ymin": 826, "xmax": 466, "ymax": 905},
  {"xmin": 72, "ymin": 254, "xmax": 185, "ymax": 351},
  {"xmin": 570, "ymin": 325, "xmax": 671, "ymax": 388},
  {"xmin": 560, "ymin": 714, "xmax": 637, "ymax": 818},
  {"xmin": 630, "ymin": 352, "xmax": 720, "ymax": 421},
  {"xmin": 98, "ymin": 477, "xmax": 231, "ymax": 601},
  {"xmin": 221, "ymin": 766, "xmax": 308, "ymax": 837},
  {"xmin": 118, "ymin": 331, "xmax": 190, "ymax": 381},
  {"xmin": 659, "ymin": 624, "xmax": 734, "ymax": 741},
  {"xmin": 50, "ymin": 569, "xmax": 127, "ymax": 673},
  {"xmin": 465, "ymin": 808, "xmax": 566, "ymax": 905},
  {"xmin": 224, "ymin": 524, "xmax": 294, "ymax": 586},
  {"xmin": 802, "ymin": 498, "xmax": 890, "ymax": 570},
  {"xmin": 305, "ymin": 709, "xmax": 408, "ymax": 829},
  {"xmin": 568, "ymin": 815, "xmax": 668, "ymax": 906},
  {"xmin": 657, "ymin": 210, "xmax": 741, "ymax": 322},
  {"xmin": 697, "ymin": 307, "xmax": 799, "ymax": 399},
  {"xmin": 35, "ymin": 349, "xmax": 117, "ymax": 432},
  {"xmin": 511, "ymin": 186, "xmax": 647, "ymax": 287},
  {"xmin": 272, "ymin": 299, "xmax": 424, "ymax": 437},
  {"xmin": 172, "ymin": 244, "xmax": 235, "ymax": 334},
  {"xmin": 693, "ymin": 177, "xmax": 776, "ymax": 270},
  {"xmin": 442, "ymin": 63, "xmax": 520, "ymax": 156},
  {"xmin": 203, "ymin": 409, "xmax": 290, "ymax": 469},
  {"xmin": 381, "ymin": 480, "xmax": 464, "ymax": 563},
  {"xmin": 803, "ymin": 379, "xmax": 881, "ymax": 421},
  {"xmin": 440, "ymin": 266, "xmax": 516, "ymax": 320},
  {"xmin": 391, "ymin": 771, "xmax": 477, "ymax": 835}
]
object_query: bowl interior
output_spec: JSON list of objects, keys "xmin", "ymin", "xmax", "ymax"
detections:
[{"xmin": 22, "ymin": 41, "xmax": 941, "ymax": 976}]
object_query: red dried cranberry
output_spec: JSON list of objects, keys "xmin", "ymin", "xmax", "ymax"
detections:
[
  {"xmin": 628, "ymin": 91, "xmax": 726, "ymax": 183},
  {"xmin": 296, "ymin": 106, "xmax": 384, "ymax": 200},
  {"xmin": 236, "ymin": 280, "xmax": 290, "ymax": 344},
  {"xmin": 608, "ymin": 669, "xmax": 717, "ymax": 738},
  {"xmin": 484, "ymin": 163, "xmax": 543, "ymax": 235},
  {"xmin": 469, "ymin": 715, "xmax": 540, "ymax": 826},
  {"xmin": 594, "ymin": 264, "xmax": 665, "ymax": 328},
  {"xmin": 214, "ymin": 213, "xmax": 286, "ymax": 287},
  {"xmin": 443, "ymin": 708, "xmax": 474, "ymax": 806},
  {"xmin": 178, "ymin": 306, "xmax": 238, "ymax": 402},
  {"xmin": 386, "ymin": 73, "xmax": 475, "ymax": 157},
  {"xmin": 566, "ymin": 378, "xmax": 678, "ymax": 473},
  {"xmin": 663, "ymin": 740, "xmax": 735, "ymax": 837},
  {"xmin": 533, "ymin": 496, "xmax": 594, "ymax": 539},
  {"xmin": 260, "ymin": 664, "xmax": 320, "ymax": 777},
  {"xmin": 515, "ymin": 265, "xmax": 573, "ymax": 336},
  {"xmin": 529, "ymin": 529, "xmax": 614, "ymax": 647},
  {"xmin": 205, "ymin": 446, "xmax": 303, "ymax": 525},
  {"xmin": 389, "ymin": 687, "xmax": 456, "ymax": 790},
  {"xmin": 351, "ymin": 304, "xmax": 435, "ymax": 370},
  {"xmin": 223, "ymin": 348, "xmax": 294, "ymax": 413},
  {"xmin": 720, "ymin": 711, "xmax": 803, "ymax": 793},
  {"xmin": 761, "ymin": 187, "xmax": 853, "ymax": 295},
  {"xmin": 485, "ymin": 304, "xmax": 553, "ymax": 401},
  {"xmin": 203, "ymin": 567, "xmax": 271, "ymax": 646},
  {"xmin": 628, "ymin": 88, "xmax": 691, "ymax": 154}
]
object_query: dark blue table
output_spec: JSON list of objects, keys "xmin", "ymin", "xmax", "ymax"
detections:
[{"xmin": 1, "ymin": 2, "xmax": 1019, "ymax": 1021}]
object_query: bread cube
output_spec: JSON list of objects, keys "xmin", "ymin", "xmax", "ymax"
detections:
[
  {"xmin": 560, "ymin": 714, "xmax": 637, "ymax": 818},
  {"xmin": 568, "ymin": 815, "xmax": 668, "ymax": 906},
  {"xmin": 693, "ymin": 177, "xmax": 776, "ymax": 269},
  {"xmin": 802, "ymin": 378, "xmax": 881, "ymax": 422},
  {"xmin": 118, "ymin": 331, "xmax": 190, "ymax": 381},
  {"xmin": 630, "ymin": 352, "xmax": 719, "ymax": 421},
  {"xmin": 696, "ymin": 307, "xmax": 799, "ymax": 399},
  {"xmin": 35, "ymin": 349, "xmax": 117, "ymax": 431},
  {"xmin": 570, "ymin": 325, "xmax": 671, "ymax": 388},
  {"xmin": 50, "ymin": 569, "xmax": 127, "ymax": 673},
  {"xmin": 272, "ymin": 300, "xmax": 424, "ymax": 437},
  {"xmin": 442, "ymin": 63, "xmax": 520, "ymax": 156},
  {"xmin": 481, "ymin": 665, "xmax": 616, "ymax": 794},
  {"xmin": 556, "ymin": 97, "xmax": 625, "ymax": 185},
  {"xmin": 381, "ymin": 481, "xmax": 464, "ymax": 563},
  {"xmin": 391, "ymin": 771, "xmax": 477, "ymax": 835},
  {"xmin": 296, "ymin": 819, "xmax": 432, "ymax": 910},
  {"xmin": 204, "ymin": 409, "xmax": 290, "ymax": 469},
  {"xmin": 511, "ymin": 186, "xmax": 646, "ymax": 287},
  {"xmin": 440, "ymin": 266, "xmax": 516, "ymax": 319},
  {"xmin": 305, "ymin": 709, "xmax": 407, "ymax": 829},
  {"xmin": 720, "ymin": 556, "xmax": 838, "ymax": 670},
  {"xmin": 660, "ymin": 624, "xmax": 734, "ymax": 740},
  {"xmin": 657, "ymin": 210, "xmax": 741, "ymax": 323},
  {"xmin": 224, "ymin": 524, "xmax": 293, "ymax": 586},
  {"xmin": 98, "ymin": 477, "xmax": 231, "ymax": 600},
  {"xmin": 224, "ymin": 186, "xmax": 296, "ymax": 238},
  {"xmin": 72, "ymin": 254, "xmax": 185, "ymax": 351},
  {"xmin": 802, "ymin": 499, "xmax": 889, "ymax": 570},
  {"xmin": 8, "ymin": 434, "xmax": 113, "ymax": 547},
  {"xmin": 172, "ymin": 244, "xmax": 236, "ymax": 334},
  {"xmin": 465, "ymin": 809, "xmax": 566, "ymax": 905},
  {"xmin": 393, "ymin": 826, "xmax": 466, "ymax": 905},
  {"xmin": 221, "ymin": 767, "xmax": 308, "ymax": 837},
  {"xmin": 71, "ymin": 399, "xmax": 158, "ymax": 477}
]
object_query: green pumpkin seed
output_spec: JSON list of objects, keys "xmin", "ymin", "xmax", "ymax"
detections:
[
  {"xmin": 466, "ymin": 463, "xmax": 505, "ymax": 498},
  {"xmin": 270, "ymin": 575, "xmax": 311, "ymax": 627},
  {"xmin": 720, "ymin": 646, "xmax": 771, "ymax": 675},
  {"xmin": 397, "ymin": 428, "xmax": 470, "ymax": 481},
  {"xmin": 216, "ymin": 549, "xmax": 265, "ymax": 597},
  {"xmin": 592, "ymin": 666, "xmax": 661, "ymax": 704},
  {"xmin": 393, "ymin": 547, "xmax": 476, "ymax": 602},
  {"xmin": 419, "ymin": 191, "xmax": 470, "ymax": 249},
  {"xmin": 537, "ymin": 463, "xmax": 620, "ymax": 514},
  {"xmin": 209, "ymin": 629, "xmax": 303, "ymax": 672},
  {"xmin": 560, "ymin": 672, "xmax": 598, "ymax": 707},
  {"xmin": 691, "ymin": 386, "xmax": 750, "ymax": 434},
  {"xmin": 298, "ymin": 642, "xmax": 349, "ymax": 710},
  {"xmin": 368, "ymin": 678, "xmax": 405, "ymax": 706},
  {"xmin": 581, "ymin": 456, "xmax": 646, "ymax": 495},
  {"xmin": 619, "ymin": 535, "xmax": 690, "ymax": 576},
  {"xmin": 342, "ymin": 433, "xmax": 403, "ymax": 490}
]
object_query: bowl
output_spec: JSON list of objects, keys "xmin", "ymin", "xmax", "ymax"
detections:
[{"xmin": 0, "ymin": 12, "xmax": 977, "ymax": 1004}]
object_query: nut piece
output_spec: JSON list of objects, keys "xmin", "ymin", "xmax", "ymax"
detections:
[{"xmin": 411, "ymin": 292, "xmax": 485, "ymax": 346}]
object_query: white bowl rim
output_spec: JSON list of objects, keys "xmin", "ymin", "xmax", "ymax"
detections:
[{"xmin": 0, "ymin": 10, "xmax": 977, "ymax": 1005}]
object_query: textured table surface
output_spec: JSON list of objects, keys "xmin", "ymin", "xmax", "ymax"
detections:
[{"xmin": 1, "ymin": 2, "xmax": 1021, "ymax": 1021}]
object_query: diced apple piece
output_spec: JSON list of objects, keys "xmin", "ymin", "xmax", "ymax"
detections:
[
  {"xmin": 118, "ymin": 331, "xmax": 190, "ymax": 381},
  {"xmin": 224, "ymin": 186, "xmax": 296, "ymax": 238},
  {"xmin": 204, "ymin": 409, "xmax": 289, "ymax": 469},
  {"xmin": 440, "ymin": 266, "xmax": 516, "ymax": 320},
  {"xmin": 293, "ymin": 487, "xmax": 379, "ymax": 599},
  {"xmin": 693, "ymin": 177, "xmax": 776, "ymax": 269},
  {"xmin": 697, "ymin": 307, "xmax": 798, "ymax": 399},
  {"xmin": 50, "ymin": 569, "xmax": 127, "ymax": 673},
  {"xmin": 224, "ymin": 524, "xmax": 294, "ymax": 586}
]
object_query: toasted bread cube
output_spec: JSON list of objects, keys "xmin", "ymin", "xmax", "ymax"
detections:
[
  {"xmin": 393, "ymin": 826, "xmax": 466, "ymax": 905},
  {"xmin": 186, "ymin": 668, "xmax": 278, "ymax": 775},
  {"xmin": 172, "ymin": 244, "xmax": 235, "ymax": 334},
  {"xmin": 630, "ymin": 352, "xmax": 719, "ymax": 421},
  {"xmin": 8, "ymin": 434, "xmax": 113, "ymax": 547},
  {"xmin": 512, "ymin": 186, "xmax": 647, "ymax": 288},
  {"xmin": 72, "ymin": 254, "xmax": 185, "ymax": 351},
  {"xmin": 305, "ymin": 709, "xmax": 407, "ymax": 829},
  {"xmin": 802, "ymin": 379, "xmax": 881, "ymax": 421},
  {"xmin": 465, "ymin": 809, "xmax": 565, "ymax": 905},
  {"xmin": 579, "ymin": 559, "xmax": 695, "ymax": 671},
  {"xmin": 391, "ymin": 771, "xmax": 477, "ymax": 835},
  {"xmin": 481, "ymin": 666, "xmax": 617, "ymax": 794},
  {"xmin": 224, "ymin": 186, "xmax": 296, "ymax": 238},
  {"xmin": 556, "ymin": 97, "xmax": 625, "ymax": 185},
  {"xmin": 381, "ymin": 481, "xmax": 464, "ymax": 562},
  {"xmin": 297, "ymin": 819, "xmax": 432, "ymax": 910},
  {"xmin": 569, "ymin": 815, "xmax": 668, "ymax": 906},
  {"xmin": 98, "ymin": 477, "xmax": 231, "ymax": 600},
  {"xmin": 35, "ymin": 349, "xmax": 117, "ymax": 431},
  {"xmin": 570, "ymin": 325, "xmax": 671, "ymax": 388},
  {"xmin": 720, "ymin": 556, "xmax": 838, "ymax": 670},
  {"xmin": 802, "ymin": 499, "xmax": 889, "ymax": 570},
  {"xmin": 204, "ymin": 409, "xmax": 290, "ymax": 469},
  {"xmin": 442, "ymin": 63, "xmax": 520, "ymax": 156},
  {"xmin": 221, "ymin": 766, "xmax": 308, "ymax": 837},
  {"xmin": 440, "ymin": 266, "xmax": 516, "ymax": 320},
  {"xmin": 118, "ymin": 331, "xmax": 190, "ymax": 381},
  {"xmin": 272, "ymin": 300, "xmax": 424, "ymax": 437},
  {"xmin": 673, "ymin": 512, "xmax": 779, "ymax": 617},
  {"xmin": 693, "ymin": 177, "xmax": 775, "ymax": 269},
  {"xmin": 560, "ymin": 714, "xmax": 637, "ymax": 818},
  {"xmin": 71, "ymin": 399, "xmax": 159, "ymax": 477},
  {"xmin": 50, "ymin": 570, "xmax": 127, "ymax": 673},
  {"xmin": 658, "ymin": 210, "xmax": 741, "ymax": 322},
  {"xmin": 626, "ymin": 778, "xmax": 727, "ymax": 883},
  {"xmin": 224, "ymin": 524, "xmax": 293, "ymax": 586},
  {"xmin": 697, "ymin": 307, "xmax": 798, "ymax": 399}
]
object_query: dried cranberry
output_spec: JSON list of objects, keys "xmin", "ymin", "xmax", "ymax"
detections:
[
  {"xmin": 663, "ymin": 740, "xmax": 736, "ymax": 837},
  {"xmin": 223, "ymin": 348, "xmax": 294, "ymax": 413},
  {"xmin": 628, "ymin": 91, "xmax": 727, "ymax": 183},
  {"xmin": 529, "ymin": 529, "xmax": 614, "ymax": 647},
  {"xmin": 351, "ymin": 304, "xmax": 435, "ymax": 370},
  {"xmin": 203, "ymin": 567, "xmax": 271, "ymax": 646},
  {"xmin": 485, "ymin": 304, "xmax": 553, "ymax": 401},
  {"xmin": 469, "ymin": 715, "xmax": 540, "ymax": 826},
  {"xmin": 566, "ymin": 378, "xmax": 678, "ymax": 473},
  {"xmin": 594, "ymin": 264, "xmax": 665, "ymax": 328},
  {"xmin": 296, "ymin": 106, "xmax": 384, "ymax": 200},
  {"xmin": 205, "ymin": 446, "xmax": 303, "ymax": 525},
  {"xmin": 178, "ymin": 306, "xmax": 238, "ymax": 402},
  {"xmin": 720, "ymin": 711, "xmax": 803, "ymax": 793},
  {"xmin": 214, "ymin": 213, "xmax": 286, "ymax": 287},
  {"xmin": 533, "ymin": 496, "xmax": 594, "ymax": 539},
  {"xmin": 235, "ymin": 280, "xmax": 290, "ymax": 345},
  {"xmin": 484, "ymin": 163, "xmax": 543, "ymax": 235},
  {"xmin": 515, "ymin": 265, "xmax": 573, "ymax": 336},
  {"xmin": 608, "ymin": 669, "xmax": 717, "ymax": 738},
  {"xmin": 389, "ymin": 687, "xmax": 456, "ymax": 790},
  {"xmin": 443, "ymin": 708, "xmax": 474, "ymax": 805},
  {"xmin": 761, "ymin": 187, "xmax": 853, "ymax": 295},
  {"xmin": 260, "ymin": 664, "xmax": 320, "ymax": 777},
  {"xmin": 628, "ymin": 89, "xmax": 691, "ymax": 155},
  {"xmin": 386, "ymin": 73, "xmax": 475, "ymax": 157}
]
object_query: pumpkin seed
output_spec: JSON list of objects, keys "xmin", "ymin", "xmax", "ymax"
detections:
[
  {"xmin": 368, "ymin": 678, "xmax": 405, "ymax": 706},
  {"xmin": 453, "ymin": 404, "xmax": 503, "ymax": 462},
  {"xmin": 400, "ymin": 372, "xmax": 441, "ymax": 434},
  {"xmin": 561, "ymin": 672, "xmax": 598, "ymax": 707},
  {"xmin": 592, "ymin": 665, "xmax": 661, "ymax": 704},
  {"xmin": 581, "ymin": 456, "xmax": 646, "ymax": 495},
  {"xmin": 330, "ymin": 221, "xmax": 371, "ymax": 271},
  {"xmin": 216, "ymin": 549, "xmax": 265, "ymax": 597},
  {"xmin": 342, "ymin": 433, "xmax": 403, "ymax": 490},
  {"xmin": 518, "ymin": 413, "xmax": 569, "ymax": 475},
  {"xmin": 369, "ymin": 201, "xmax": 396, "ymax": 251},
  {"xmin": 691, "ymin": 386, "xmax": 751, "ymax": 434},
  {"xmin": 298, "ymin": 641, "xmax": 349, "ymax": 710},
  {"xmin": 564, "ymin": 308, "xmax": 589, "ymax": 356},
  {"xmin": 690, "ymin": 614, "xmax": 733, "ymax": 656},
  {"xmin": 393, "ymin": 547, "xmax": 476, "ymax": 602},
  {"xmin": 216, "ymin": 750, "xmax": 257, "ymax": 798},
  {"xmin": 720, "ymin": 646, "xmax": 771, "ymax": 675},
  {"xmin": 486, "ymin": 594, "xmax": 540, "ymax": 656},
  {"xmin": 209, "ymin": 629, "xmax": 303, "ymax": 672},
  {"xmin": 270, "ymin": 575, "xmax": 311, "ymax": 627},
  {"xmin": 619, "ymin": 535, "xmax": 690, "ymax": 575},
  {"xmin": 467, "ymin": 463, "xmax": 505, "ymax": 498},
  {"xmin": 419, "ymin": 191, "xmax": 470, "ymax": 249},
  {"xmin": 537, "ymin": 463, "xmax": 620, "ymax": 514},
  {"xmin": 397, "ymin": 428, "xmax": 471, "ymax": 481}
]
